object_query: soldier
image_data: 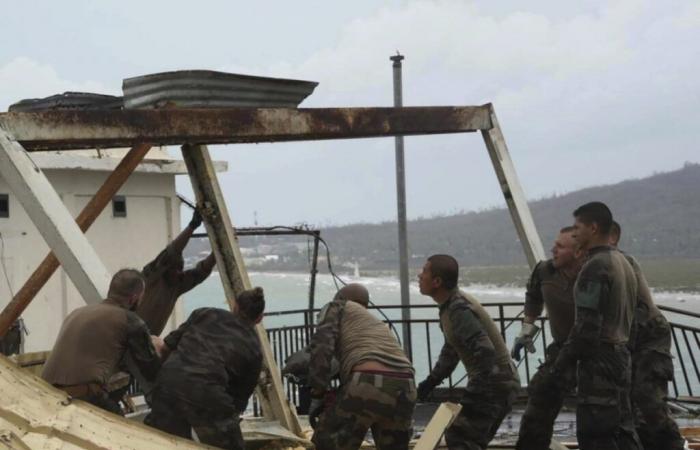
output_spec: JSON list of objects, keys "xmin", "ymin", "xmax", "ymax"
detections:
[
  {"xmin": 416, "ymin": 255, "xmax": 520, "ymax": 450},
  {"xmin": 136, "ymin": 209, "xmax": 216, "ymax": 335},
  {"xmin": 42, "ymin": 269, "xmax": 161, "ymax": 414},
  {"xmin": 144, "ymin": 287, "xmax": 265, "ymax": 449},
  {"xmin": 551, "ymin": 202, "xmax": 641, "ymax": 449},
  {"xmin": 610, "ymin": 221, "xmax": 685, "ymax": 450},
  {"xmin": 309, "ymin": 283, "xmax": 416, "ymax": 450},
  {"xmin": 513, "ymin": 227, "xmax": 584, "ymax": 450}
]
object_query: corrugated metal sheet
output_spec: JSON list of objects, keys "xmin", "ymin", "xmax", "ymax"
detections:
[
  {"xmin": 122, "ymin": 70, "xmax": 318, "ymax": 109},
  {"xmin": 8, "ymin": 92, "xmax": 122, "ymax": 112}
]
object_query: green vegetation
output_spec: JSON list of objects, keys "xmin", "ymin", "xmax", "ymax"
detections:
[{"xmin": 186, "ymin": 163, "xmax": 700, "ymax": 291}]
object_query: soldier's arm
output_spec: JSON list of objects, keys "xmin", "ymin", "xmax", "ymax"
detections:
[
  {"xmin": 229, "ymin": 357, "xmax": 262, "ymax": 413},
  {"xmin": 523, "ymin": 261, "xmax": 545, "ymax": 323},
  {"xmin": 178, "ymin": 253, "xmax": 217, "ymax": 294},
  {"xmin": 125, "ymin": 313, "xmax": 162, "ymax": 381},
  {"xmin": 308, "ymin": 300, "xmax": 344, "ymax": 393},
  {"xmin": 451, "ymin": 303, "xmax": 497, "ymax": 367},
  {"xmin": 555, "ymin": 263, "xmax": 608, "ymax": 369},
  {"xmin": 429, "ymin": 342, "xmax": 460, "ymax": 383}
]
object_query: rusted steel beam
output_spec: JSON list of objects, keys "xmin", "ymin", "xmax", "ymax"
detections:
[
  {"xmin": 0, "ymin": 143, "xmax": 152, "ymax": 338},
  {"xmin": 0, "ymin": 106, "xmax": 492, "ymax": 151}
]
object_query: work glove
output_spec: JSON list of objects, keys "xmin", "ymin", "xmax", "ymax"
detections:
[
  {"xmin": 511, "ymin": 322, "xmax": 539, "ymax": 361},
  {"xmin": 308, "ymin": 396, "xmax": 325, "ymax": 430},
  {"xmin": 416, "ymin": 375, "xmax": 439, "ymax": 402},
  {"xmin": 188, "ymin": 210, "xmax": 203, "ymax": 230}
]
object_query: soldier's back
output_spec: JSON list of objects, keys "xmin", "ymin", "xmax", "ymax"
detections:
[
  {"xmin": 158, "ymin": 308, "xmax": 262, "ymax": 408},
  {"xmin": 42, "ymin": 301, "xmax": 130, "ymax": 386}
]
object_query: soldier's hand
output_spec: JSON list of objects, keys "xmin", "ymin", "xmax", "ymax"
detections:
[
  {"xmin": 308, "ymin": 397, "xmax": 325, "ymax": 430},
  {"xmin": 188, "ymin": 210, "xmax": 203, "ymax": 230},
  {"xmin": 511, "ymin": 322, "xmax": 539, "ymax": 361},
  {"xmin": 417, "ymin": 375, "xmax": 439, "ymax": 402}
]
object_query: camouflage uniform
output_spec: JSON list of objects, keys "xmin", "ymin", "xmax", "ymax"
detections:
[
  {"xmin": 309, "ymin": 299, "xmax": 416, "ymax": 450},
  {"xmin": 145, "ymin": 307, "xmax": 262, "ymax": 449},
  {"xmin": 137, "ymin": 227, "xmax": 216, "ymax": 335},
  {"xmin": 516, "ymin": 260, "xmax": 577, "ymax": 450},
  {"xmin": 42, "ymin": 299, "xmax": 160, "ymax": 415},
  {"xmin": 553, "ymin": 246, "xmax": 641, "ymax": 450},
  {"xmin": 624, "ymin": 254, "xmax": 684, "ymax": 450},
  {"xmin": 428, "ymin": 290, "xmax": 520, "ymax": 450}
]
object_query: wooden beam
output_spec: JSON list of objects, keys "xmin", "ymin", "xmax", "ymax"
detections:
[
  {"xmin": 0, "ymin": 144, "xmax": 151, "ymax": 337},
  {"xmin": 0, "ymin": 127, "xmax": 111, "ymax": 307},
  {"xmin": 0, "ymin": 106, "xmax": 492, "ymax": 151},
  {"xmin": 413, "ymin": 402, "xmax": 462, "ymax": 450},
  {"xmin": 181, "ymin": 144, "xmax": 303, "ymax": 436},
  {"xmin": 481, "ymin": 105, "xmax": 546, "ymax": 268}
]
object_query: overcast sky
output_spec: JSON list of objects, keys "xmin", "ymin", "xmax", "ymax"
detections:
[{"xmin": 1, "ymin": 0, "xmax": 698, "ymax": 227}]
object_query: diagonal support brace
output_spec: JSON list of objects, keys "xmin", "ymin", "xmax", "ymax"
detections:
[
  {"xmin": 481, "ymin": 105, "xmax": 546, "ymax": 268},
  {"xmin": 0, "ymin": 143, "xmax": 152, "ymax": 337},
  {"xmin": 0, "ymin": 127, "xmax": 111, "ymax": 309},
  {"xmin": 181, "ymin": 144, "xmax": 303, "ymax": 436}
]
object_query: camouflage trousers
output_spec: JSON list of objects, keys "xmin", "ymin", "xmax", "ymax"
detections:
[
  {"xmin": 576, "ymin": 345, "xmax": 641, "ymax": 450},
  {"xmin": 144, "ymin": 387, "xmax": 243, "ymax": 450},
  {"xmin": 516, "ymin": 342, "xmax": 576, "ymax": 450},
  {"xmin": 631, "ymin": 350, "xmax": 685, "ymax": 450},
  {"xmin": 446, "ymin": 379, "xmax": 520, "ymax": 450},
  {"xmin": 312, "ymin": 371, "xmax": 416, "ymax": 450}
]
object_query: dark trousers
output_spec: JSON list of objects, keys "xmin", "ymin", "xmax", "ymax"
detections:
[
  {"xmin": 145, "ymin": 388, "xmax": 244, "ymax": 450},
  {"xmin": 516, "ymin": 342, "xmax": 575, "ymax": 450},
  {"xmin": 632, "ymin": 350, "xmax": 685, "ymax": 450},
  {"xmin": 576, "ymin": 346, "xmax": 641, "ymax": 450},
  {"xmin": 446, "ymin": 380, "xmax": 519, "ymax": 450}
]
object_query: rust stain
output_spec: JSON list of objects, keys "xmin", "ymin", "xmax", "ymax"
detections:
[{"xmin": 0, "ymin": 106, "xmax": 492, "ymax": 151}]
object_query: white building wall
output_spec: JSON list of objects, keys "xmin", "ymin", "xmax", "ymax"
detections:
[{"xmin": 0, "ymin": 168, "xmax": 185, "ymax": 352}]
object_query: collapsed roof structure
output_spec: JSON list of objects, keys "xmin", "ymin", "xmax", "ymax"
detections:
[{"xmin": 0, "ymin": 70, "xmax": 545, "ymax": 448}]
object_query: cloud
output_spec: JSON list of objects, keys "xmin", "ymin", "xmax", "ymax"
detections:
[{"xmin": 0, "ymin": 57, "xmax": 114, "ymax": 111}]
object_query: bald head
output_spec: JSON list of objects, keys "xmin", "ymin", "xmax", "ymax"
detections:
[{"xmin": 333, "ymin": 283, "xmax": 370, "ymax": 307}]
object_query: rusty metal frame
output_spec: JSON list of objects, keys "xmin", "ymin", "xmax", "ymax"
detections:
[
  {"xmin": 0, "ymin": 103, "xmax": 545, "ymax": 439},
  {"xmin": 0, "ymin": 106, "xmax": 491, "ymax": 151}
]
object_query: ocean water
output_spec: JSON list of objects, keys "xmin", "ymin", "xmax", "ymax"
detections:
[{"xmin": 183, "ymin": 272, "xmax": 700, "ymax": 387}]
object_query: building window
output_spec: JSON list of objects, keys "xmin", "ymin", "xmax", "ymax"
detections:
[
  {"xmin": 112, "ymin": 196, "xmax": 127, "ymax": 218},
  {"xmin": 0, "ymin": 194, "xmax": 8, "ymax": 218}
]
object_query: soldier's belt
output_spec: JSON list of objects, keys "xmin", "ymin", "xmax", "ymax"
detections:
[{"xmin": 353, "ymin": 369, "xmax": 413, "ymax": 379}]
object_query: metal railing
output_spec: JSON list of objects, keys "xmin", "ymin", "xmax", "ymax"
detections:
[{"xmin": 263, "ymin": 302, "xmax": 700, "ymax": 412}]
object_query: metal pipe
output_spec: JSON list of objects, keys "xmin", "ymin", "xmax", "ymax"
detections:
[
  {"xmin": 0, "ymin": 143, "xmax": 152, "ymax": 337},
  {"xmin": 391, "ymin": 53, "xmax": 412, "ymax": 358}
]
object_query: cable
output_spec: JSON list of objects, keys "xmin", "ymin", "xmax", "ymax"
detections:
[
  {"xmin": 243, "ymin": 226, "xmax": 406, "ymax": 343},
  {"xmin": 173, "ymin": 199, "xmax": 405, "ymax": 345}
]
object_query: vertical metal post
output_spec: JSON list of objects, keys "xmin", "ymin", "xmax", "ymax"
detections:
[
  {"xmin": 391, "ymin": 53, "xmax": 412, "ymax": 357},
  {"xmin": 307, "ymin": 231, "xmax": 320, "ymax": 322}
]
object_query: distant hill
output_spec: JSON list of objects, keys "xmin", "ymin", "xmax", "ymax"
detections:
[{"xmin": 187, "ymin": 163, "xmax": 700, "ymax": 271}]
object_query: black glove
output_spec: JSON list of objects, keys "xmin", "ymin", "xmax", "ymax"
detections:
[
  {"xmin": 188, "ymin": 210, "xmax": 203, "ymax": 230},
  {"xmin": 511, "ymin": 322, "xmax": 539, "ymax": 361},
  {"xmin": 417, "ymin": 375, "xmax": 439, "ymax": 402},
  {"xmin": 309, "ymin": 397, "xmax": 325, "ymax": 429}
]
